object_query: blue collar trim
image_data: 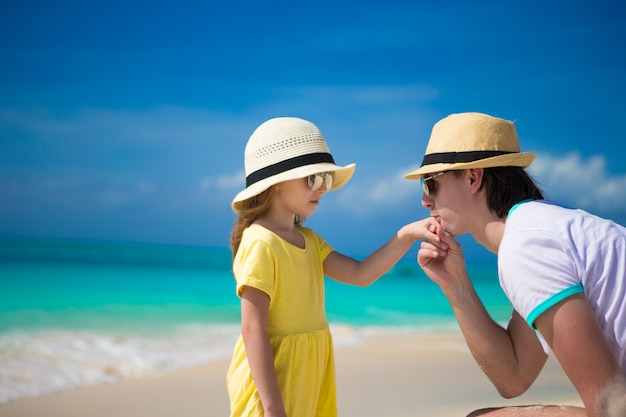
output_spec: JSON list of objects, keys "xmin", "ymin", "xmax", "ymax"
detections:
[{"xmin": 508, "ymin": 199, "xmax": 533, "ymax": 217}]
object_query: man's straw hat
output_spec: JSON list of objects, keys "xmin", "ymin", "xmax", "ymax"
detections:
[
  {"xmin": 233, "ymin": 117, "xmax": 355, "ymax": 204},
  {"xmin": 404, "ymin": 112, "xmax": 535, "ymax": 179}
]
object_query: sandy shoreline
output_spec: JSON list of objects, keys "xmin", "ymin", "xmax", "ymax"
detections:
[{"xmin": 0, "ymin": 332, "xmax": 582, "ymax": 417}]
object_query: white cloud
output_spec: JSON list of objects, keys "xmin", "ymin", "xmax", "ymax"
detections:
[
  {"xmin": 39, "ymin": 177, "xmax": 159, "ymax": 208},
  {"xmin": 0, "ymin": 107, "xmax": 239, "ymax": 145},
  {"xmin": 4, "ymin": 107, "xmax": 624, "ymax": 231},
  {"xmin": 333, "ymin": 165, "xmax": 421, "ymax": 217},
  {"xmin": 529, "ymin": 152, "xmax": 626, "ymax": 213},
  {"xmin": 332, "ymin": 152, "xmax": 626, "ymax": 220},
  {"xmin": 200, "ymin": 171, "xmax": 244, "ymax": 191},
  {"xmin": 0, "ymin": 107, "xmax": 249, "ymax": 179},
  {"xmin": 276, "ymin": 84, "xmax": 439, "ymax": 108}
]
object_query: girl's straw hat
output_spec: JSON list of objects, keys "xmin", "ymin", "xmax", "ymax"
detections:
[
  {"xmin": 232, "ymin": 117, "xmax": 356, "ymax": 204},
  {"xmin": 404, "ymin": 112, "xmax": 536, "ymax": 179}
]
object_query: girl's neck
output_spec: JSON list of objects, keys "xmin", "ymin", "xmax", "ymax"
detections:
[
  {"xmin": 258, "ymin": 205, "xmax": 296, "ymax": 231},
  {"xmin": 256, "ymin": 216, "xmax": 295, "ymax": 234},
  {"xmin": 255, "ymin": 212, "xmax": 305, "ymax": 249}
]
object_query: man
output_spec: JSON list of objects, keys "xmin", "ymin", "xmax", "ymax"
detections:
[{"xmin": 405, "ymin": 112, "xmax": 626, "ymax": 417}]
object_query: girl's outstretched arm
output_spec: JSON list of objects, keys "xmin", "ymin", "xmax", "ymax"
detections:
[
  {"xmin": 323, "ymin": 217, "xmax": 447, "ymax": 287},
  {"xmin": 240, "ymin": 286, "xmax": 287, "ymax": 417}
]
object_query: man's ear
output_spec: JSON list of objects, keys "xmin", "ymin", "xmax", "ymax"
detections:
[{"xmin": 467, "ymin": 168, "xmax": 484, "ymax": 193}]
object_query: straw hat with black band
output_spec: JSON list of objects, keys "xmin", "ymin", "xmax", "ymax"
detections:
[
  {"xmin": 404, "ymin": 112, "xmax": 536, "ymax": 180},
  {"xmin": 233, "ymin": 117, "xmax": 355, "ymax": 205}
]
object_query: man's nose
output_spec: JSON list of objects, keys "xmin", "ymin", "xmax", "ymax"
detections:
[{"xmin": 421, "ymin": 194, "xmax": 433, "ymax": 209}]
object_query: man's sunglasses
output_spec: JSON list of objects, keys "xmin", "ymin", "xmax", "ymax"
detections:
[{"xmin": 420, "ymin": 172, "xmax": 445, "ymax": 196}]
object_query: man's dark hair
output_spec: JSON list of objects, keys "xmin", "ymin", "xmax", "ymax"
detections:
[{"xmin": 480, "ymin": 167, "xmax": 545, "ymax": 218}]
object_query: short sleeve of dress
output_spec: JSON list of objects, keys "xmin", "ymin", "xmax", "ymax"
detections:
[
  {"xmin": 316, "ymin": 231, "xmax": 334, "ymax": 262},
  {"xmin": 498, "ymin": 229, "xmax": 583, "ymax": 328},
  {"xmin": 233, "ymin": 237, "xmax": 275, "ymax": 299}
]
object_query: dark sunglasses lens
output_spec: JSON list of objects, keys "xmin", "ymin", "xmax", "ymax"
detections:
[
  {"xmin": 421, "ymin": 177, "xmax": 439, "ymax": 196},
  {"xmin": 421, "ymin": 178, "xmax": 429, "ymax": 196}
]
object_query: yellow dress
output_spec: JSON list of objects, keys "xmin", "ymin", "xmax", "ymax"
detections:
[{"xmin": 226, "ymin": 225, "xmax": 337, "ymax": 417}]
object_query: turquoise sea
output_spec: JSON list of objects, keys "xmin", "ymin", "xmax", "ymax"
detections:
[{"xmin": 0, "ymin": 236, "xmax": 512, "ymax": 404}]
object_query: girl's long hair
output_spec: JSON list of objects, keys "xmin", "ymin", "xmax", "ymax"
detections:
[{"xmin": 229, "ymin": 185, "xmax": 304, "ymax": 259}]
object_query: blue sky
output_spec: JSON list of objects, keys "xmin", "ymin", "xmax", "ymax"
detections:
[{"xmin": 1, "ymin": 0, "xmax": 625, "ymax": 261}]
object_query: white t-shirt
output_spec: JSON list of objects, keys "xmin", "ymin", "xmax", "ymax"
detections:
[{"xmin": 499, "ymin": 200, "xmax": 626, "ymax": 371}]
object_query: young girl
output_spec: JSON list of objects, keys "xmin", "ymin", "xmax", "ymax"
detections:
[{"xmin": 226, "ymin": 117, "xmax": 443, "ymax": 417}]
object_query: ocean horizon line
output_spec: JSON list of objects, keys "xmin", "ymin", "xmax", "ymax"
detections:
[{"xmin": 0, "ymin": 233, "xmax": 498, "ymax": 268}]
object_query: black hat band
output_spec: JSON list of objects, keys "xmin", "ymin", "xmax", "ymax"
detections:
[
  {"xmin": 421, "ymin": 150, "xmax": 515, "ymax": 167},
  {"xmin": 246, "ymin": 152, "xmax": 335, "ymax": 187}
]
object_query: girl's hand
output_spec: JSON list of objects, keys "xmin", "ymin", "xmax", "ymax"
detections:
[{"xmin": 399, "ymin": 217, "xmax": 447, "ymax": 247}]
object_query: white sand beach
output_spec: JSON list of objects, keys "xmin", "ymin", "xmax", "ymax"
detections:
[{"xmin": 0, "ymin": 332, "xmax": 582, "ymax": 417}]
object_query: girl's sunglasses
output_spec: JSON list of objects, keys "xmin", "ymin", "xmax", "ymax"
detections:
[
  {"xmin": 307, "ymin": 172, "xmax": 334, "ymax": 192},
  {"xmin": 420, "ymin": 171, "xmax": 445, "ymax": 196}
]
